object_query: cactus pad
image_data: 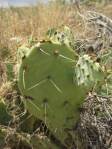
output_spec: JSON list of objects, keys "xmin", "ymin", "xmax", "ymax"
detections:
[
  {"xmin": 74, "ymin": 55, "xmax": 104, "ymax": 88},
  {"xmin": 18, "ymin": 41, "xmax": 104, "ymax": 147},
  {"xmin": 46, "ymin": 26, "xmax": 75, "ymax": 49}
]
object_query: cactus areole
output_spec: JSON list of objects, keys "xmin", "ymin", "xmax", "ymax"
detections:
[{"xmin": 18, "ymin": 41, "xmax": 104, "ymax": 146}]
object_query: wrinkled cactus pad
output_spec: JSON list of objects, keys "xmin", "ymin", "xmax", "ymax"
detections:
[
  {"xmin": 74, "ymin": 54, "xmax": 105, "ymax": 88},
  {"xmin": 46, "ymin": 26, "xmax": 75, "ymax": 49},
  {"xmin": 18, "ymin": 41, "xmax": 105, "ymax": 147}
]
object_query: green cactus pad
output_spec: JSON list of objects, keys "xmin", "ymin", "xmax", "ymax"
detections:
[
  {"xmin": 18, "ymin": 42, "xmax": 105, "ymax": 147},
  {"xmin": 18, "ymin": 42, "xmax": 86, "ymax": 145}
]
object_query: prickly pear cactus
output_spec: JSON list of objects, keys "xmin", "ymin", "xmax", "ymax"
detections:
[{"xmin": 18, "ymin": 40, "xmax": 105, "ymax": 147}]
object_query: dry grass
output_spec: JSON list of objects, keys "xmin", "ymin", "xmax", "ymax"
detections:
[
  {"xmin": 0, "ymin": 5, "xmax": 111, "ymax": 38},
  {"xmin": 0, "ymin": 3, "xmax": 112, "ymax": 57},
  {"xmin": 0, "ymin": 4, "xmax": 71, "ymax": 51}
]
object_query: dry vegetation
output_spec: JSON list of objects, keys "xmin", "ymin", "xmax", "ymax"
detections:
[{"xmin": 0, "ymin": 2, "xmax": 112, "ymax": 60}]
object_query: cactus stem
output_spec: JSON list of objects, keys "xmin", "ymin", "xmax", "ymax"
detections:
[
  {"xmin": 27, "ymin": 79, "xmax": 47, "ymax": 91},
  {"xmin": 59, "ymin": 54, "xmax": 75, "ymax": 62},
  {"xmin": 39, "ymin": 48, "xmax": 51, "ymax": 56},
  {"xmin": 49, "ymin": 79, "xmax": 63, "ymax": 93}
]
